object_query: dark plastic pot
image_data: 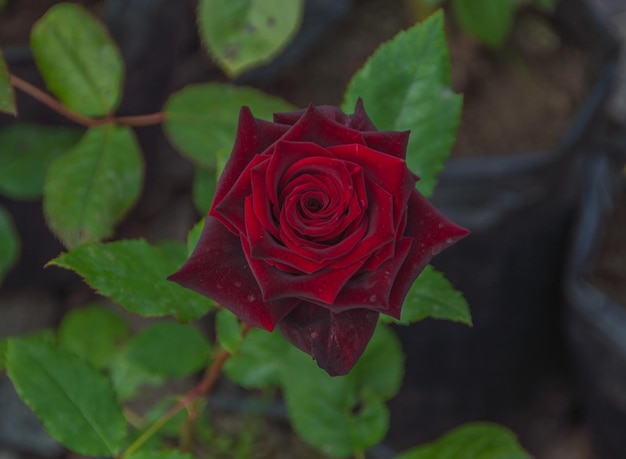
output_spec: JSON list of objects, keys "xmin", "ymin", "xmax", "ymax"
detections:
[
  {"xmin": 388, "ymin": 0, "xmax": 620, "ymax": 449},
  {"xmin": 564, "ymin": 150, "xmax": 626, "ymax": 459}
]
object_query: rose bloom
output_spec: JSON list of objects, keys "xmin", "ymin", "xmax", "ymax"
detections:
[{"xmin": 169, "ymin": 100, "xmax": 468, "ymax": 376}]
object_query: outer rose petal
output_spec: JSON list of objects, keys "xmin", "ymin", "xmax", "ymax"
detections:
[
  {"xmin": 279, "ymin": 303, "xmax": 379, "ymax": 376},
  {"xmin": 211, "ymin": 108, "xmax": 289, "ymax": 212},
  {"xmin": 388, "ymin": 191, "xmax": 470, "ymax": 313},
  {"xmin": 167, "ymin": 217, "xmax": 296, "ymax": 330}
]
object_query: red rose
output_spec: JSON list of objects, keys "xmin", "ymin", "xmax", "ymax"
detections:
[{"xmin": 169, "ymin": 101, "xmax": 468, "ymax": 376}]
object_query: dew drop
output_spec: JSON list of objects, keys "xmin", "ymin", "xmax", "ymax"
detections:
[
  {"xmin": 235, "ymin": 281, "xmax": 242, "ymax": 288},
  {"xmin": 247, "ymin": 294, "xmax": 256, "ymax": 302}
]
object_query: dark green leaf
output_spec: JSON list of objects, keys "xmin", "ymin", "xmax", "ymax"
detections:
[
  {"xmin": 187, "ymin": 217, "xmax": 206, "ymax": 256},
  {"xmin": 281, "ymin": 324, "xmax": 401, "ymax": 457},
  {"xmin": 343, "ymin": 12, "xmax": 462, "ymax": 197},
  {"xmin": 382, "ymin": 265, "xmax": 471, "ymax": 326},
  {"xmin": 216, "ymin": 308, "xmax": 242, "ymax": 354},
  {"xmin": 224, "ymin": 328, "xmax": 291, "ymax": 389},
  {"xmin": 197, "ymin": 0, "xmax": 304, "ymax": 77},
  {"xmin": 348, "ymin": 324, "xmax": 403, "ymax": 400},
  {"xmin": 165, "ymin": 83, "xmax": 294, "ymax": 166},
  {"xmin": 43, "ymin": 125, "xmax": 143, "ymax": 248},
  {"xmin": 396, "ymin": 422, "xmax": 530, "ymax": 459},
  {"xmin": 126, "ymin": 321, "xmax": 211, "ymax": 378},
  {"xmin": 126, "ymin": 451, "xmax": 196, "ymax": 459},
  {"xmin": 193, "ymin": 166, "xmax": 217, "ymax": 214},
  {"xmin": 58, "ymin": 304, "xmax": 129, "ymax": 369},
  {"xmin": 30, "ymin": 3, "xmax": 124, "ymax": 116},
  {"xmin": 0, "ymin": 50, "xmax": 16, "ymax": 115},
  {"xmin": 0, "ymin": 124, "xmax": 83, "ymax": 200},
  {"xmin": 452, "ymin": 0, "xmax": 518, "ymax": 48},
  {"xmin": 48, "ymin": 239, "xmax": 213, "ymax": 321},
  {"xmin": 107, "ymin": 349, "xmax": 163, "ymax": 401},
  {"xmin": 0, "ymin": 205, "xmax": 19, "ymax": 284},
  {"xmin": 0, "ymin": 338, "xmax": 7, "ymax": 371},
  {"xmin": 282, "ymin": 341, "xmax": 390, "ymax": 458},
  {"xmin": 6, "ymin": 339, "xmax": 127, "ymax": 455}
]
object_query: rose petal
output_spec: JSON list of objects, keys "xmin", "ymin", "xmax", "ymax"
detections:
[
  {"xmin": 387, "ymin": 191, "xmax": 470, "ymax": 313},
  {"xmin": 278, "ymin": 106, "xmax": 366, "ymax": 148},
  {"xmin": 212, "ymin": 107, "xmax": 289, "ymax": 211},
  {"xmin": 278, "ymin": 302, "xmax": 379, "ymax": 376},
  {"xmin": 168, "ymin": 217, "xmax": 296, "ymax": 330}
]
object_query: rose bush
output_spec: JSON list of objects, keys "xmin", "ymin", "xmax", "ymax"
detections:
[{"xmin": 169, "ymin": 100, "xmax": 468, "ymax": 376}]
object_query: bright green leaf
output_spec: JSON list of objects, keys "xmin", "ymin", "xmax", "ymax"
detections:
[
  {"xmin": 0, "ymin": 50, "xmax": 16, "ymax": 115},
  {"xmin": 0, "ymin": 124, "xmax": 83, "ymax": 200},
  {"xmin": 6, "ymin": 339, "xmax": 127, "ymax": 456},
  {"xmin": 58, "ymin": 304, "xmax": 129, "ymax": 369},
  {"xmin": 197, "ymin": 0, "xmax": 304, "ymax": 77},
  {"xmin": 0, "ymin": 205, "xmax": 19, "ymax": 284},
  {"xmin": 187, "ymin": 217, "xmax": 206, "ymax": 256},
  {"xmin": 126, "ymin": 450, "xmax": 196, "ymax": 459},
  {"xmin": 126, "ymin": 321, "xmax": 211, "ymax": 378},
  {"xmin": 30, "ymin": 3, "xmax": 124, "ymax": 116},
  {"xmin": 343, "ymin": 12, "xmax": 462, "ymax": 197},
  {"xmin": 216, "ymin": 308, "xmax": 242, "ymax": 354},
  {"xmin": 43, "ymin": 125, "xmax": 143, "ymax": 248},
  {"xmin": 165, "ymin": 83, "xmax": 294, "ymax": 166},
  {"xmin": 382, "ymin": 265, "xmax": 471, "ymax": 326},
  {"xmin": 396, "ymin": 422, "xmax": 530, "ymax": 459},
  {"xmin": 48, "ymin": 239, "xmax": 213, "ymax": 321},
  {"xmin": 193, "ymin": 166, "xmax": 217, "ymax": 214},
  {"xmin": 453, "ymin": 0, "xmax": 518, "ymax": 48},
  {"xmin": 224, "ymin": 328, "xmax": 291, "ymax": 389}
]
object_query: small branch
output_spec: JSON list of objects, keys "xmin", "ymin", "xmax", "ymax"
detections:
[
  {"xmin": 121, "ymin": 324, "xmax": 253, "ymax": 458},
  {"xmin": 9, "ymin": 74, "xmax": 164, "ymax": 128},
  {"xmin": 10, "ymin": 74, "xmax": 100, "ymax": 127},
  {"xmin": 116, "ymin": 112, "xmax": 165, "ymax": 126}
]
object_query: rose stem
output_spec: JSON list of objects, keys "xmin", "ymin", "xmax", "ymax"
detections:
[
  {"xmin": 120, "ymin": 323, "xmax": 253, "ymax": 458},
  {"xmin": 9, "ymin": 74, "xmax": 163, "ymax": 127}
]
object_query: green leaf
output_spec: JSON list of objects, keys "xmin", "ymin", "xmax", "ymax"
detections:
[
  {"xmin": 197, "ymin": 0, "xmax": 304, "ymax": 77},
  {"xmin": 343, "ymin": 12, "xmax": 462, "ymax": 197},
  {"xmin": 382, "ymin": 265, "xmax": 471, "ymax": 326},
  {"xmin": 58, "ymin": 304, "xmax": 129, "ymax": 369},
  {"xmin": 126, "ymin": 321, "xmax": 211, "ymax": 378},
  {"xmin": 224, "ymin": 328, "xmax": 291, "ymax": 389},
  {"xmin": 108, "ymin": 349, "xmax": 163, "ymax": 401},
  {"xmin": 48, "ymin": 239, "xmax": 213, "ymax": 321},
  {"xmin": 187, "ymin": 217, "xmax": 206, "ymax": 256},
  {"xmin": 396, "ymin": 422, "xmax": 530, "ymax": 459},
  {"xmin": 452, "ymin": 0, "xmax": 518, "ymax": 48},
  {"xmin": 30, "ymin": 3, "xmax": 124, "ymax": 116},
  {"xmin": 534, "ymin": 0, "xmax": 559, "ymax": 12},
  {"xmin": 6, "ymin": 339, "xmax": 127, "ymax": 456},
  {"xmin": 0, "ymin": 338, "xmax": 7, "ymax": 372},
  {"xmin": 165, "ymin": 83, "xmax": 294, "ymax": 167},
  {"xmin": 0, "ymin": 205, "xmax": 19, "ymax": 284},
  {"xmin": 348, "ymin": 324, "xmax": 403, "ymax": 400},
  {"xmin": 193, "ymin": 166, "xmax": 217, "ymax": 214},
  {"xmin": 282, "ymin": 325, "xmax": 401, "ymax": 457},
  {"xmin": 0, "ymin": 124, "xmax": 83, "ymax": 200},
  {"xmin": 43, "ymin": 125, "xmax": 143, "ymax": 248},
  {"xmin": 0, "ymin": 50, "xmax": 16, "ymax": 115},
  {"xmin": 216, "ymin": 308, "xmax": 242, "ymax": 354},
  {"xmin": 126, "ymin": 451, "xmax": 196, "ymax": 459}
]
